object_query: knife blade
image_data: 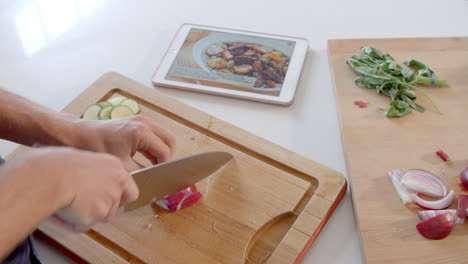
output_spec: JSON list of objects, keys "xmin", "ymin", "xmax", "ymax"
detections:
[{"xmin": 124, "ymin": 151, "xmax": 233, "ymax": 212}]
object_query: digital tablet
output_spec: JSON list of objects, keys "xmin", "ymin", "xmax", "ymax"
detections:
[{"xmin": 152, "ymin": 24, "xmax": 308, "ymax": 105}]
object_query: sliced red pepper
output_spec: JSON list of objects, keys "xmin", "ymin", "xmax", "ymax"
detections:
[
  {"xmin": 222, "ymin": 50, "xmax": 233, "ymax": 60},
  {"xmin": 265, "ymin": 80, "xmax": 276, "ymax": 88},
  {"xmin": 353, "ymin": 100, "xmax": 368, "ymax": 108},
  {"xmin": 250, "ymin": 45, "xmax": 270, "ymax": 54},
  {"xmin": 436, "ymin": 149, "xmax": 450, "ymax": 162},
  {"xmin": 252, "ymin": 61, "xmax": 262, "ymax": 70}
]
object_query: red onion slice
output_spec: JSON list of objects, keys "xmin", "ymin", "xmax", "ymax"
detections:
[
  {"xmin": 155, "ymin": 185, "xmax": 202, "ymax": 213},
  {"xmin": 412, "ymin": 190, "xmax": 455, "ymax": 210},
  {"xmin": 417, "ymin": 209, "xmax": 456, "ymax": 221},
  {"xmin": 460, "ymin": 167, "xmax": 468, "ymax": 191},
  {"xmin": 416, "ymin": 213, "xmax": 455, "ymax": 240},
  {"xmin": 401, "ymin": 169, "xmax": 447, "ymax": 198},
  {"xmin": 457, "ymin": 195, "xmax": 468, "ymax": 224},
  {"xmin": 388, "ymin": 170, "xmax": 413, "ymax": 204}
]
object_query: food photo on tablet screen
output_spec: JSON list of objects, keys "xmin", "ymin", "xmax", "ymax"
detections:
[
  {"xmin": 153, "ymin": 24, "xmax": 308, "ymax": 105},
  {"xmin": 165, "ymin": 28, "xmax": 296, "ymax": 97}
]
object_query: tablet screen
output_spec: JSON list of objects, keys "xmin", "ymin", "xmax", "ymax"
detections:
[{"xmin": 165, "ymin": 28, "xmax": 296, "ymax": 97}]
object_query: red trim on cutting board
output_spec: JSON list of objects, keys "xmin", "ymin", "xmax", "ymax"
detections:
[
  {"xmin": 294, "ymin": 180, "xmax": 348, "ymax": 263},
  {"xmin": 34, "ymin": 231, "xmax": 88, "ymax": 264}
]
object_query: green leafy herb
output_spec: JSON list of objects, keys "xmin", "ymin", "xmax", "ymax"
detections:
[
  {"xmin": 385, "ymin": 100, "xmax": 412, "ymax": 117},
  {"xmin": 404, "ymin": 59, "xmax": 434, "ymax": 78},
  {"xmin": 346, "ymin": 47, "xmax": 448, "ymax": 117}
]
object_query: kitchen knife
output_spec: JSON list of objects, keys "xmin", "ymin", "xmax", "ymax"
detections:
[{"xmin": 124, "ymin": 151, "xmax": 233, "ymax": 212}]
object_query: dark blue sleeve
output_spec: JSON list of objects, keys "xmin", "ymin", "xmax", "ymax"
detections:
[{"xmin": 0, "ymin": 157, "xmax": 42, "ymax": 264}]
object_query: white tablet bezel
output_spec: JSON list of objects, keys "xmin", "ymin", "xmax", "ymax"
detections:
[{"xmin": 152, "ymin": 24, "xmax": 308, "ymax": 105}]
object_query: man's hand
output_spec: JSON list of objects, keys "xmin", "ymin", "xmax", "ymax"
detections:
[
  {"xmin": 71, "ymin": 115, "xmax": 176, "ymax": 172},
  {"xmin": 47, "ymin": 148, "xmax": 139, "ymax": 232},
  {"xmin": 0, "ymin": 147, "xmax": 138, "ymax": 257}
]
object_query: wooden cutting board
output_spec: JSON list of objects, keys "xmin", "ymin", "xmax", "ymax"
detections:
[
  {"xmin": 7, "ymin": 72, "xmax": 346, "ymax": 264},
  {"xmin": 328, "ymin": 37, "xmax": 468, "ymax": 264}
]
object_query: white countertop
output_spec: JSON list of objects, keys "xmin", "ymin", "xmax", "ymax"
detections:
[{"xmin": 1, "ymin": 0, "xmax": 467, "ymax": 263}]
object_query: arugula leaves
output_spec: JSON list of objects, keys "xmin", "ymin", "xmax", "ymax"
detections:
[
  {"xmin": 346, "ymin": 47, "xmax": 448, "ymax": 117},
  {"xmin": 404, "ymin": 59, "xmax": 434, "ymax": 78},
  {"xmin": 385, "ymin": 100, "xmax": 412, "ymax": 117}
]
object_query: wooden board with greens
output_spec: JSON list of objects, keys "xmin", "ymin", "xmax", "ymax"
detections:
[
  {"xmin": 346, "ymin": 47, "xmax": 448, "ymax": 117},
  {"xmin": 329, "ymin": 37, "xmax": 468, "ymax": 264}
]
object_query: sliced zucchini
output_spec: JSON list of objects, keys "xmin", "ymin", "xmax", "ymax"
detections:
[
  {"xmin": 110, "ymin": 105, "xmax": 134, "ymax": 119},
  {"xmin": 98, "ymin": 105, "xmax": 114, "ymax": 120},
  {"xmin": 120, "ymin": 99, "xmax": 140, "ymax": 114},
  {"xmin": 83, "ymin": 104, "xmax": 101, "ymax": 120},
  {"xmin": 107, "ymin": 96, "xmax": 127, "ymax": 106},
  {"xmin": 97, "ymin": 101, "xmax": 111, "ymax": 108}
]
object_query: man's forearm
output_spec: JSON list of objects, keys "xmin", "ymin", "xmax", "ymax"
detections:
[
  {"xmin": 0, "ymin": 88, "xmax": 78, "ymax": 147},
  {"xmin": 0, "ymin": 152, "xmax": 67, "ymax": 259}
]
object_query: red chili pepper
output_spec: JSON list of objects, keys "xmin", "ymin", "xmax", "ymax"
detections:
[
  {"xmin": 353, "ymin": 100, "xmax": 368, "ymax": 108},
  {"xmin": 436, "ymin": 149, "xmax": 450, "ymax": 162}
]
